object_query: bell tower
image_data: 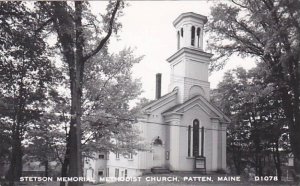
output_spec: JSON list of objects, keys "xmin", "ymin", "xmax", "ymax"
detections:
[{"xmin": 168, "ymin": 12, "xmax": 213, "ymax": 103}]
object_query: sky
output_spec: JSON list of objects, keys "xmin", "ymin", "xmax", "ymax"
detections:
[{"xmin": 91, "ymin": 1, "xmax": 256, "ymax": 101}]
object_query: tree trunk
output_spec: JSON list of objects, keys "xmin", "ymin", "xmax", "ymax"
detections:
[
  {"xmin": 272, "ymin": 140, "xmax": 282, "ymax": 181},
  {"xmin": 232, "ymin": 145, "xmax": 242, "ymax": 175},
  {"xmin": 44, "ymin": 160, "xmax": 49, "ymax": 177},
  {"xmin": 52, "ymin": 2, "xmax": 84, "ymax": 186},
  {"xmin": 51, "ymin": 2, "xmax": 120, "ymax": 185},
  {"xmin": 60, "ymin": 135, "xmax": 71, "ymax": 186},
  {"xmin": 8, "ymin": 72, "xmax": 26, "ymax": 186},
  {"xmin": 8, "ymin": 129, "xmax": 22, "ymax": 186},
  {"xmin": 253, "ymin": 128, "xmax": 263, "ymax": 177},
  {"xmin": 67, "ymin": 2, "xmax": 85, "ymax": 186},
  {"xmin": 255, "ymin": 155, "xmax": 263, "ymax": 177}
]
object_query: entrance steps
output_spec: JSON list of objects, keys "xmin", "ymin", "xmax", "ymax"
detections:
[{"xmin": 151, "ymin": 167, "xmax": 170, "ymax": 174}]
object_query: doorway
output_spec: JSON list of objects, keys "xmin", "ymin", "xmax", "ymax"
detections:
[{"xmin": 152, "ymin": 136, "xmax": 165, "ymax": 167}]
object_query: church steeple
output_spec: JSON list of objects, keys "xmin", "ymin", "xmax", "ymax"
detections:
[
  {"xmin": 168, "ymin": 12, "xmax": 213, "ymax": 103},
  {"xmin": 174, "ymin": 12, "xmax": 207, "ymax": 50}
]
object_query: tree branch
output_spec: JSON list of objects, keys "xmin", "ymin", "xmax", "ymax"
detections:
[
  {"xmin": 83, "ymin": 0, "xmax": 121, "ymax": 63},
  {"xmin": 35, "ymin": 18, "xmax": 54, "ymax": 34},
  {"xmin": 231, "ymin": 0, "xmax": 247, "ymax": 9}
]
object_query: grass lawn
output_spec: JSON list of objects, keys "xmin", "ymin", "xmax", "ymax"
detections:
[{"xmin": 8, "ymin": 173, "xmax": 298, "ymax": 186}]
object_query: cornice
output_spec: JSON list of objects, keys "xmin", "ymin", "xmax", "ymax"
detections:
[
  {"xmin": 167, "ymin": 47, "xmax": 213, "ymax": 63},
  {"xmin": 173, "ymin": 12, "xmax": 208, "ymax": 27}
]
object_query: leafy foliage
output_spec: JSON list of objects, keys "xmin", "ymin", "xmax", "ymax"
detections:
[
  {"xmin": 0, "ymin": 2, "xmax": 60, "ymax": 182},
  {"xmin": 208, "ymin": 0, "xmax": 300, "ymax": 180},
  {"xmin": 81, "ymin": 47, "xmax": 143, "ymax": 155},
  {"xmin": 212, "ymin": 64, "xmax": 289, "ymax": 179}
]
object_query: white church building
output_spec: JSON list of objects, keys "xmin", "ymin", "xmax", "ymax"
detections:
[{"xmin": 84, "ymin": 12, "xmax": 230, "ymax": 181}]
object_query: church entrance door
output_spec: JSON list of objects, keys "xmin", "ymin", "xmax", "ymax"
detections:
[
  {"xmin": 153, "ymin": 145, "xmax": 164, "ymax": 167},
  {"xmin": 152, "ymin": 137, "xmax": 164, "ymax": 167},
  {"xmin": 86, "ymin": 168, "xmax": 93, "ymax": 180}
]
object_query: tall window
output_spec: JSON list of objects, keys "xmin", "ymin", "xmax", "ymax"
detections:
[
  {"xmin": 188, "ymin": 125, "xmax": 191, "ymax": 157},
  {"xmin": 177, "ymin": 31, "xmax": 180, "ymax": 49},
  {"xmin": 181, "ymin": 28, "xmax": 184, "ymax": 37},
  {"xmin": 197, "ymin": 28, "xmax": 201, "ymax": 47},
  {"xmin": 129, "ymin": 153, "xmax": 133, "ymax": 160},
  {"xmin": 115, "ymin": 168, "xmax": 119, "ymax": 177},
  {"xmin": 191, "ymin": 26, "xmax": 195, "ymax": 46},
  {"xmin": 106, "ymin": 168, "xmax": 109, "ymax": 177},
  {"xmin": 125, "ymin": 169, "xmax": 128, "ymax": 178},
  {"xmin": 116, "ymin": 152, "xmax": 120, "ymax": 159},
  {"xmin": 193, "ymin": 119, "xmax": 199, "ymax": 157}
]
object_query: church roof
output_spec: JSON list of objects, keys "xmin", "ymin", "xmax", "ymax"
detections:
[
  {"xmin": 162, "ymin": 95, "xmax": 231, "ymax": 123},
  {"xmin": 161, "ymin": 101, "xmax": 183, "ymax": 114},
  {"xmin": 142, "ymin": 88, "xmax": 178, "ymax": 112},
  {"xmin": 141, "ymin": 88, "xmax": 230, "ymax": 123},
  {"xmin": 173, "ymin": 12, "xmax": 208, "ymax": 27}
]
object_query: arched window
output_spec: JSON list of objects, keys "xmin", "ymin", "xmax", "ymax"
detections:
[
  {"xmin": 188, "ymin": 125, "xmax": 191, "ymax": 157},
  {"xmin": 197, "ymin": 28, "xmax": 201, "ymax": 47},
  {"xmin": 153, "ymin": 136, "xmax": 163, "ymax": 145},
  {"xmin": 181, "ymin": 28, "xmax": 184, "ymax": 37},
  {"xmin": 177, "ymin": 31, "xmax": 180, "ymax": 49},
  {"xmin": 191, "ymin": 26, "xmax": 195, "ymax": 46},
  {"xmin": 193, "ymin": 119, "xmax": 199, "ymax": 157}
]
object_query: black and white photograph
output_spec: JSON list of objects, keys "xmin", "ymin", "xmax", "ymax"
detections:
[{"xmin": 0, "ymin": 1, "xmax": 299, "ymax": 186}]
